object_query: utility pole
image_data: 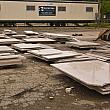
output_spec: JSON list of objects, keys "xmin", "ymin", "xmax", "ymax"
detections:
[
  {"xmin": 97, "ymin": 0, "xmax": 101, "ymax": 26},
  {"xmin": 98, "ymin": 0, "xmax": 101, "ymax": 24}
]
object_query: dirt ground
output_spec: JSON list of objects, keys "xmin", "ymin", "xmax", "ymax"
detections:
[{"xmin": 0, "ymin": 27, "xmax": 110, "ymax": 110}]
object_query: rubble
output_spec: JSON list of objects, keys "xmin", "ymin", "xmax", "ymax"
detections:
[{"xmin": 65, "ymin": 87, "xmax": 74, "ymax": 94}]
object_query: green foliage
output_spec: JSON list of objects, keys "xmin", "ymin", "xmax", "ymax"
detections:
[{"xmin": 101, "ymin": 0, "xmax": 110, "ymax": 14}]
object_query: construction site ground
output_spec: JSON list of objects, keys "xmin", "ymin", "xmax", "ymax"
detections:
[{"xmin": 0, "ymin": 27, "xmax": 110, "ymax": 110}]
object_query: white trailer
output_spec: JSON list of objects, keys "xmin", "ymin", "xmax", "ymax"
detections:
[{"xmin": 0, "ymin": 0, "xmax": 99, "ymax": 26}]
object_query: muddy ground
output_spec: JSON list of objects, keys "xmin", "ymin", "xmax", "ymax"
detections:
[{"xmin": 0, "ymin": 27, "xmax": 110, "ymax": 110}]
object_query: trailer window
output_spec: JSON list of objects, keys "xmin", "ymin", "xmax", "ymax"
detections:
[
  {"xmin": 86, "ymin": 7, "xmax": 93, "ymax": 12},
  {"xmin": 58, "ymin": 7, "xmax": 66, "ymax": 11},
  {"xmin": 26, "ymin": 6, "xmax": 35, "ymax": 11},
  {"xmin": 39, "ymin": 6, "xmax": 56, "ymax": 16}
]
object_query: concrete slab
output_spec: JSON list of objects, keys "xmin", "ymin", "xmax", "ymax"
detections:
[
  {"xmin": 0, "ymin": 55, "xmax": 19, "ymax": 60},
  {"xmin": 0, "ymin": 58, "xmax": 22, "ymax": 66},
  {"xmin": 25, "ymin": 35, "xmax": 38, "ymax": 39},
  {"xmin": 24, "ymin": 31, "xmax": 39, "ymax": 35},
  {"xmin": 90, "ymin": 49, "xmax": 110, "ymax": 53},
  {"xmin": 56, "ymin": 54, "xmax": 96, "ymax": 63},
  {"xmin": 0, "ymin": 38, "xmax": 21, "ymax": 45},
  {"xmin": 23, "ymin": 38, "xmax": 56, "ymax": 43},
  {"xmin": 12, "ymin": 43, "xmax": 54, "ymax": 51},
  {"xmin": 86, "ymin": 53, "xmax": 110, "ymax": 61},
  {"xmin": 29, "ymin": 49, "xmax": 62, "ymax": 56},
  {"xmin": 4, "ymin": 29, "xmax": 12, "ymax": 32},
  {"xmin": 66, "ymin": 41, "xmax": 100, "ymax": 49},
  {"xmin": 3, "ymin": 30, "xmax": 17, "ymax": 35},
  {"xmin": 51, "ymin": 60, "xmax": 110, "ymax": 87},
  {"xmin": 0, "ymin": 54, "xmax": 25, "ymax": 67},
  {"xmin": 0, "ymin": 53, "xmax": 11, "ymax": 56},
  {"xmin": 42, "ymin": 32, "xmax": 71, "ymax": 37},
  {"xmin": 42, "ymin": 32, "xmax": 72, "ymax": 42},
  {"xmin": 43, "ymin": 51, "xmax": 82, "ymax": 60},
  {"xmin": 0, "ymin": 34, "xmax": 8, "ymax": 39},
  {"xmin": 0, "ymin": 46, "xmax": 15, "ymax": 53},
  {"xmin": 12, "ymin": 35, "xmax": 27, "ymax": 39},
  {"xmin": 80, "ymin": 83, "xmax": 110, "ymax": 95}
]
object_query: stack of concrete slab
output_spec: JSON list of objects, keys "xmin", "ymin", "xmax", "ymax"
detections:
[
  {"xmin": 3, "ymin": 29, "xmax": 17, "ymax": 35},
  {"xmin": 0, "ymin": 38, "xmax": 21, "ymax": 45},
  {"xmin": 85, "ymin": 45, "xmax": 110, "ymax": 61},
  {"xmin": 29, "ymin": 49, "xmax": 62, "ymax": 56},
  {"xmin": 42, "ymin": 51, "xmax": 82, "ymax": 61},
  {"xmin": 25, "ymin": 35, "xmax": 38, "ymax": 39},
  {"xmin": 12, "ymin": 43, "xmax": 54, "ymax": 52},
  {"xmin": 56, "ymin": 54, "xmax": 96, "ymax": 63},
  {"xmin": 11, "ymin": 34, "xmax": 27, "ymax": 39},
  {"xmin": 0, "ymin": 45, "xmax": 25, "ymax": 67},
  {"xmin": 51, "ymin": 60, "xmax": 110, "ymax": 94},
  {"xmin": 23, "ymin": 38, "xmax": 56, "ymax": 43},
  {"xmin": 66, "ymin": 41, "xmax": 100, "ymax": 49},
  {"xmin": 86, "ymin": 52, "xmax": 110, "ymax": 61},
  {"xmin": 24, "ymin": 31, "xmax": 39, "ymax": 35},
  {"xmin": 0, "ymin": 46, "xmax": 16, "ymax": 53},
  {"xmin": 29, "ymin": 48, "xmax": 82, "ymax": 62},
  {"xmin": 42, "ymin": 32, "xmax": 71, "ymax": 38},
  {"xmin": 0, "ymin": 34, "xmax": 9, "ymax": 39},
  {"xmin": 0, "ymin": 54, "xmax": 25, "ymax": 67},
  {"xmin": 42, "ymin": 32, "xmax": 72, "ymax": 42}
]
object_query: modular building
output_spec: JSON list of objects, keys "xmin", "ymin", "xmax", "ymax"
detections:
[{"xmin": 0, "ymin": 0, "xmax": 99, "ymax": 26}]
